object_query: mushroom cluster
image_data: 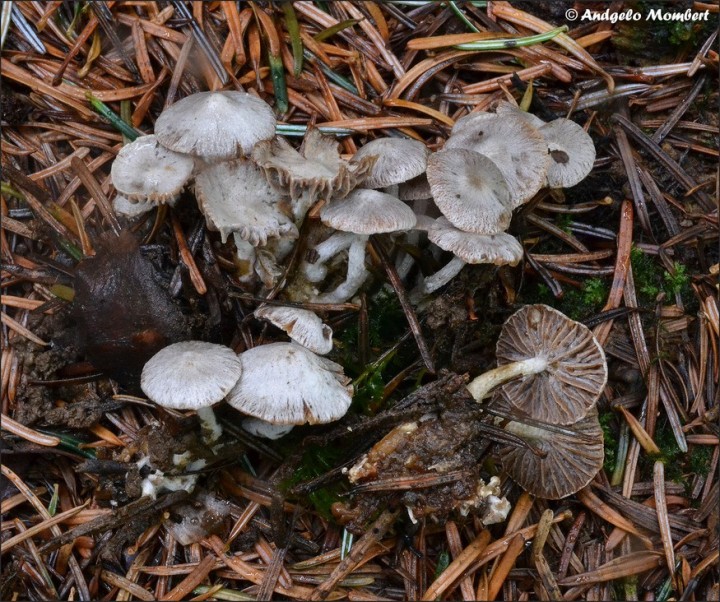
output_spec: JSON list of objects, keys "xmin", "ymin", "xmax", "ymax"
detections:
[
  {"xmin": 466, "ymin": 304, "xmax": 607, "ymax": 499},
  {"xmin": 408, "ymin": 101, "xmax": 596, "ymax": 300},
  {"xmin": 136, "ymin": 311, "xmax": 352, "ymax": 493}
]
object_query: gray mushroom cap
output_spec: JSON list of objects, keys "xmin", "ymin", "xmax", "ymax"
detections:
[
  {"xmin": 495, "ymin": 100, "xmax": 546, "ymax": 129},
  {"xmin": 495, "ymin": 394, "xmax": 604, "ymax": 499},
  {"xmin": 194, "ymin": 159, "xmax": 298, "ymax": 245},
  {"xmin": 141, "ymin": 341, "xmax": 243, "ymax": 410},
  {"xmin": 155, "ymin": 91, "xmax": 276, "ymax": 160},
  {"xmin": 496, "ymin": 304, "xmax": 607, "ymax": 425},
  {"xmin": 320, "ymin": 189, "xmax": 417, "ymax": 234},
  {"xmin": 426, "ymin": 148, "xmax": 512, "ymax": 235},
  {"xmin": 227, "ymin": 342, "xmax": 353, "ymax": 425},
  {"xmin": 445, "ymin": 111, "xmax": 550, "ymax": 207},
  {"xmin": 539, "ymin": 119, "xmax": 596, "ymax": 188},
  {"xmin": 428, "ymin": 217, "xmax": 524, "ymax": 265},
  {"xmin": 353, "ymin": 137, "xmax": 430, "ymax": 189},
  {"xmin": 254, "ymin": 305, "xmax": 333, "ymax": 355},
  {"xmin": 111, "ymin": 135, "xmax": 194, "ymax": 202}
]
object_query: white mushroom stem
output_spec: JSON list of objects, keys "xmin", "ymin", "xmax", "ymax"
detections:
[
  {"xmin": 233, "ymin": 233, "xmax": 257, "ymax": 284},
  {"xmin": 466, "ymin": 356, "xmax": 549, "ymax": 402},
  {"xmin": 303, "ymin": 231, "xmax": 356, "ymax": 282},
  {"xmin": 409, "ymin": 256, "xmax": 466, "ymax": 302},
  {"xmin": 315, "ymin": 235, "xmax": 369, "ymax": 304},
  {"xmin": 196, "ymin": 407, "xmax": 222, "ymax": 444}
]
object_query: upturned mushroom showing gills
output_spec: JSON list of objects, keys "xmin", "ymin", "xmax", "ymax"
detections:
[
  {"xmin": 141, "ymin": 341, "xmax": 243, "ymax": 444},
  {"xmin": 492, "ymin": 392, "xmax": 604, "ymax": 499},
  {"xmin": 467, "ymin": 305, "xmax": 607, "ymax": 425},
  {"xmin": 226, "ymin": 342, "xmax": 353, "ymax": 425},
  {"xmin": 154, "ymin": 91, "xmax": 276, "ymax": 161}
]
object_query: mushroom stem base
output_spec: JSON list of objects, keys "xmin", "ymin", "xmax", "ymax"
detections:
[
  {"xmin": 466, "ymin": 356, "xmax": 548, "ymax": 402},
  {"xmin": 196, "ymin": 407, "xmax": 222, "ymax": 444}
]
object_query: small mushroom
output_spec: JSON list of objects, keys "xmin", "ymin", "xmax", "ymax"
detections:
[
  {"xmin": 254, "ymin": 305, "xmax": 333, "ymax": 355},
  {"xmin": 353, "ymin": 137, "xmax": 430, "ymax": 189},
  {"xmin": 539, "ymin": 119, "xmax": 596, "ymax": 189},
  {"xmin": 466, "ymin": 304, "xmax": 607, "ymax": 425},
  {"xmin": 410, "ymin": 217, "xmax": 523, "ymax": 301},
  {"xmin": 194, "ymin": 159, "xmax": 298, "ymax": 245},
  {"xmin": 226, "ymin": 342, "xmax": 353, "ymax": 425},
  {"xmin": 110, "ymin": 135, "xmax": 194, "ymax": 202},
  {"xmin": 494, "ymin": 393, "xmax": 604, "ymax": 499},
  {"xmin": 426, "ymin": 148, "xmax": 512, "ymax": 234},
  {"xmin": 252, "ymin": 128, "xmax": 375, "ymax": 209},
  {"xmin": 305, "ymin": 189, "xmax": 416, "ymax": 303},
  {"xmin": 154, "ymin": 91, "xmax": 276, "ymax": 161},
  {"xmin": 141, "ymin": 341, "xmax": 243, "ymax": 443},
  {"xmin": 444, "ymin": 111, "xmax": 550, "ymax": 207}
]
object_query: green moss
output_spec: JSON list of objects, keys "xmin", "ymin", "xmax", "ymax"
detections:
[
  {"xmin": 688, "ymin": 445, "xmax": 713, "ymax": 477},
  {"xmin": 600, "ymin": 411, "xmax": 618, "ymax": 475},
  {"xmin": 282, "ymin": 444, "xmax": 346, "ymax": 519},
  {"xmin": 631, "ymin": 246, "xmax": 662, "ymax": 302},
  {"xmin": 643, "ymin": 422, "xmax": 684, "ymax": 483},
  {"xmin": 560, "ymin": 277, "xmax": 609, "ymax": 321},
  {"xmin": 663, "ymin": 261, "xmax": 690, "ymax": 297}
]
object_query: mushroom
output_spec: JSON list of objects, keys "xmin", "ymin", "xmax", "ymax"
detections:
[
  {"xmin": 241, "ymin": 417, "xmax": 294, "ymax": 440},
  {"xmin": 226, "ymin": 342, "xmax": 353, "ymax": 425},
  {"xmin": 194, "ymin": 158, "xmax": 298, "ymax": 245},
  {"xmin": 303, "ymin": 188, "xmax": 416, "ymax": 303},
  {"xmin": 444, "ymin": 111, "xmax": 550, "ymax": 207},
  {"xmin": 426, "ymin": 148, "xmax": 512, "ymax": 234},
  {"xmin": 140, "ymin": 341, "xmax": 243, "ymax": 443},
  {"xmin": 493, "ymin": 392, "xmax": 604, "ymax": 499},
  {"xmin": 352, "ymin": 137, "xmax": 430, "ymax": 189},
  {"xmin": 466, "ymin": 304, "xmax": 607, "ymax": 425},
  {"xmin": 252, "ymin": 128, "xmax": 375, "ymax": 211},
  {"xmin": 539, "ymin": 119, "xmax": 596, "ymax": 189},
  {"xmin": 254, "ymin": 304, "xmax": 333, "ymax": 355},
  {"xmin": 154, "ymin": 91, "xmax": 276, "ymax": 161},
  {"xmin": 410, "ymin": 217, "xmax": 523, "ymax": 301},
  {"xmin": 110, "ymin": 135, "xmax": 194, "ymax": 202}
]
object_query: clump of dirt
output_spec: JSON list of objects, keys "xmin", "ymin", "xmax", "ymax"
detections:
[{"xmin": 72, "ymin": 230, "xmax": 193, "ymax": 387}]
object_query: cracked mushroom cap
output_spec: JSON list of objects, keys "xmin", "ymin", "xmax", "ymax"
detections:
[
  {"xmin": 426, "ymin": 148, "xmax": 512, "ymax": 235},
  {"xmin": 445, "ymin": 111, "xmax": 549, "ymax": 207},
  {"xmin": 111, "ymin": 135, "xmax": 194, "ymax": 202},
  {"xmin": 320, "ymin": 189, "xmax": 416, "ymax": 234},
  {"xmin": 428, "ymin": 217, "xmax": 524, "ymax": 265},
  {"xmin": 154, "ymin": 91, "xmax": 276, "ymax": 160},
  {"xmin": 194, "ymin": 159, "xmax": 298, "ymax": 245},
  {"xmin": 539, "ymin": 119, "xmax": 596, "ymax": 188},
  {"xmin": 496, "ymin": 304, "xmax": 607, "ymax": 425},
  {"xmin": 254, "ymin": 305, "xmax": 333, "ymax": 355},
  {"xmin": 141, "ymin": 341, "xmax": 242, "ymax": 410},
  {"xmin": 353, "ymin": 137, "xmax": 430, "ymax": 189},
  {"xmin": 252, "ymin": 128, "xmax": 374, "ymax": 201},
  {"xmin": 494, "ymin": 393, "xmax": 604, "ymax": 499},
  {"xmin": 227, "ymin": 342, "xmax": 353, "ymax": 425}
]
